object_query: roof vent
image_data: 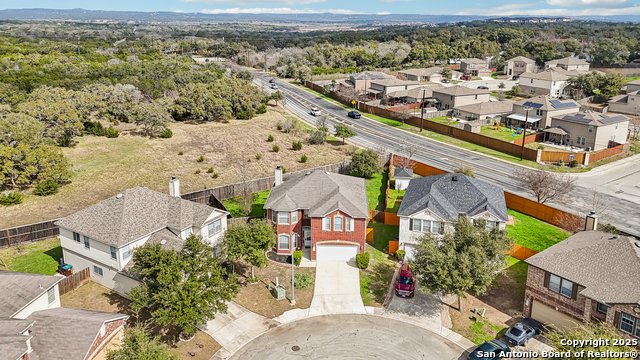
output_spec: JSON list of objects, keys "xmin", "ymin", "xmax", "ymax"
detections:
[
  {"xmin": 306, "ymin": 172, "xmax": 311, "ymax": 175},
  {"xmin": 116, "ymin": 193, "xmax": 123, "ymax": 199},
  {"xmin": 325, "ymin": 171, "xmax": 330, "ymax": 175},
  {"xmin": 613, "ymin": 235, "xmax": 620, "ymax": 240},
  {"xmin": 160, "ymin": 239, "xmax": 167, "ymax": 245},
  {"xmin": 39, "ymin": 284, "xmax": 43, "ymax": 290},
  {"xmin": 635, "ymin": 242, "xmax": 640, "ymax": 248},
  {"xmin": 452, "ymin": 175, "xmax": 459, "ymax": 181}
]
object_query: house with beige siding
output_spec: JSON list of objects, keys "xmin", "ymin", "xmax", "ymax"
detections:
[
  {"xmin": 609, "ymin": 79, "xmax": 640, "ymax": 115},
  {"xmin": 397, "ymin": 67, "xmax": 461, "ymax": 82},
  {"xmin": 347, "ymin": 71, "xmax": 393, "ymax": 91},
  {"xmin": 544, "ymin": 56, "xmax": 590, "ymax": 72},
  {"xmin": 460, "ymin": 58, "xmax": 492, "ymax": 77},
  {"xmin": 518, "ymin": 69, "xmax": 570, "ymax": 97},
  {"xmin": 508, "ymin": 95, "xmax": 580, "ymax": 129},
  {"xmin": 367, "ymin": 78, "xmax": 420, "ymax": 99},
  {"xmin": 431, "ymin": 86, "xmax": 491, "ymax": 110},
  {"xmin": 504, "ymin": 56, "xmax": 536, "ymax": 76},
  {"xmin": 56, "ymin": 178, "xmax": 229, "ymax": 296},
  {"xmin": 547, "ymin": 111, "xmax": 630, "ymax": 151},
  {"xmin": 453, "ymin": 100, "xmax": 514, "ymax": 121}
]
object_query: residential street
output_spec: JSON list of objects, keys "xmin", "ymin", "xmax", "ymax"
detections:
[
  {"xmin": 228, "ymin": 314, "xmax": 467, "ymax": 360},
  {"xmin": 256, "ymin": 76, "xmax": 640, "ymax": 236}
]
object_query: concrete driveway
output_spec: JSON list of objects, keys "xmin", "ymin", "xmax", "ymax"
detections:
[
  {"xmin": 229, "ymin": 314, "xmax": 468, "ymax": 360},
  {"xmin": 384, "ymin": 283, "xmax": 444, "ymax": 333},
  {"xmin": 308, "ymin": 261, "xmax": 366, "ymax": 316}
]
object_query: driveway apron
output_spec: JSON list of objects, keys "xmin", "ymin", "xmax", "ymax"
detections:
[{"xmin": 308, "ymin": 261, "xmax": 366, "ymax": 316}]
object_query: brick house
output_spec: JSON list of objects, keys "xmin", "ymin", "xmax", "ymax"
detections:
[
  {"xmin": 263, "ymin": 167, "xmax": 369, "ymax": 262},
  {"xmin": 524, "ymin": 219, "xmax": 640, "ymax": 340}
]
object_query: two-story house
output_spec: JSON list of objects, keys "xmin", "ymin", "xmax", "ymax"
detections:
[
  {"xmin": 263, "ymin": 167, "xmax": 369, "ymax": 262},
  {"xmin": 504, "ymin": 56, "xmax": 536, "ymax": 77},
  {"xmin": 460, "ymin": 58, "xmax": 492, "ymax": 77},
  {"xmin": 396, "ymin": 173, "xmax": 508, "ymax": 261},
  {"xmin": 507, "ymin": 95, "xmax": 580, "ymax": 129},
  {"xmin": 524, "ymin": 222, "xmax": 640, "ymax": 339},
  {"xmin": 518, "ymin": 69, "xmax": 570, "ymax": 97},
  {"xmin": 546, "ymin": 111, "xmax": 630, "ymax": 150},
  {"xmin": 0, "ymin": 271, "xmax": 128, "ymax": 360},
  {"xmin": 609, "ymin": 79, "xmax": 640, "ymax": 115},
  {"xmin": 431, "ymin": 86, "xmax": 491, "ymax": 110},
  {"xmin": 56, "ymin": 177, "xmax": 229, "ymax": 296},
  {"xmin": 545, "ymin": 56, "xmax": 590, "ymax": 72},
  {"xmin": 347, "ymin": 71, "xmax": 393, "ymax": 91},
  {"xmin": 367, "ymin": 78, "xmax": 421, "ymax": 100},
  {"xmin": 397, "ymin": 67, "xmax": 462, "ymax": 82}
]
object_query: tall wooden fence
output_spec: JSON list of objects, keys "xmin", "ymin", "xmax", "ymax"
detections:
[
  {"xmin": 589, "ymin": 142, "xmax": 624, "ymax": 163},
  {"xmin": 513, "ymin": 132, "xmax": 545, "ymax": 146},
  {"xmin": 539, "ymin": 151, "xmax": 586, "ymax": 164},
  {"xmin": 0, "ymin": 220, "xmax": 60, "ymax": 248},
  {"xmin": 58, "ymin": 267, "xmax": 91, "ymax": 296}
]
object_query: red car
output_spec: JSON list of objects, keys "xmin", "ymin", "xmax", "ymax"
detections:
[
  {"xmin": 460, "ymin": 75, "xmax": 472, "ymax": 80},
  {"xmin": 395, "ymin": 264, "xmax": 415, "ymax": 298}
]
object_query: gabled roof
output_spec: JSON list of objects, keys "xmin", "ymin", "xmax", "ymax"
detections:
[
  {"xmin": 513, "ymin": 95, "xmax": 579, "ymax": 111},
  {"xmin": 0, "ymin": 271, "xmax": 64, "ymax": 317},
  {"xmin": 370, "ymin": 78, "xmax": 420, "ymax": 87},
  {"xmin": 526, "ymin": 231, "xmax": 640, "ymax": 304},
  {"xmin": 397, "ymin": 173, "xmax": 508, "ymax": 222},
  {"xmin": 432, "ymin": 86, "xmax": 491, "ymax": 96},
  {"xmin": 29, "ymin": 307, "xmax": 128, "ymax": 360},
  {"xmin": 627, "ymin": 79, "xmax": 640, "ymax": 86},
  {"xmin": 462, "ymin": 58, "xmax": 488, "ymax": 64},
  {"xmin": 0, "ymin": 319, "xmax": 34, "ymax": 360},
  {"xmin": 56, "ymin": 187, "xmax": 226, "ymax": 247},
  {"xmin": 552, "ymin": 111, "xmax": 630, "ymax": 127},
  {"xmin": 507, "ymin": 56, "xmax": 535, "ymax": 64},
  {"xmin": 454, "ymin": 100, "xmax": 514, "ymax": 115},
  {"xmin": 263, "ymin": 171, "xmax": 369, "ymax": 218},
  {"xmin": 519, "ymin": 69, "xmax": 569, "ymax": 81},
  {"xmin": 350, "ymin": 71, "xmax": 391, "ymax": 80},
  {"xmin": 121, "ymin": 228, "xmax": 186, "ymax": 274},
  {"xmin": 386, "ymin": 85, "xmax": 442, "ymax": 99},
  {"xmin": 394, "ymin": 167, "xmax": 413, "ymax": 179},
  {"xmin": 555, "ymin": 56, "xmax": 589, "ymax": 66},
  {"xmin": 398, "ymin": 67, "xmax": 445, "ymax": 76}
]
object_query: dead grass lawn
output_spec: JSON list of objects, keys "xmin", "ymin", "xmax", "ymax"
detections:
[{"xmin": 1, "ymin": 108, "xmax": 351, "ymax": 228}]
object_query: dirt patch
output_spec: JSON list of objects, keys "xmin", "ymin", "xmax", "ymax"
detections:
[
  {"xmin": 233, "ymin": 261, "xmax": 315, "ymax": 319},
  {"xmin": 61, "ymin": 281, "xmax": 221, "ymax": 360},
  {"xmin": 1, "ymin": 107, "xmax": 353, "ymax": 228}
]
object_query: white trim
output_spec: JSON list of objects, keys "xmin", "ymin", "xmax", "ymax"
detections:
[
  {"xmin": 278, "ymin": 233, "xmax": 291, "ymax": 251},
  {"xmin": 333, "ymin": 215, "xmax": 343, "ymax": 232}
]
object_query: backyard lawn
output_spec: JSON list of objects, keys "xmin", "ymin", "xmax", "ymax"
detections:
[
  {"xmin": 425, "ymin": 115, "xmax": 459, "ymax": 126},
  {"xmin": 479, "ymin": 126, "xmax": 521, "ymax": 143},
  {"xmin": 0, "ymin": 238, "xmax": 62, "ymax": 275},
  {"xmin": 221, "ymin": 190, "xmax": 270, "ymax": 218},
  {"xmin": 386, "ymin": 189, "xmax": 404, "ymax": 213},
  {"xmin": 506, "ymin": 209, "xmax": 570, "ymax": 252},
  {"xmin": 350, "ymin": 172, "xmax": 387, "ymax": 211},
  {"xmin": 360, "ymin": 222, "xmax": 399, "ymax": 306}
]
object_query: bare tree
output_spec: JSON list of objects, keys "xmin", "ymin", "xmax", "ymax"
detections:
[
  {"xmin": 234, "ymin": 152, "xmax": 253, "ymax": 213},
  {"xmin": 517, "ymin": 167, "xmax": 576, "ymax": 204},
  {"xmin": 396, "ymin": 141, "xmax": 418, "ymax": 170},
  {"xmin": 630, "ymin": 118, "xmax": 640, "ymax": 141},
  {"xmin": 334, "ymin": 84, "xmax": 357, "ymax": 104},
  {"xmin": 452, "ymin": 161, "xmax": 475, "ymax": 178}
]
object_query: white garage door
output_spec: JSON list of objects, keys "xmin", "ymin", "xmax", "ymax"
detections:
[
  {"xmin": 531, "ymin": 300, "xmax": 579, "ymax": 330},
  {"xmin": 316, "ymin": 245, "xmax": 359, "ymax": 262},
  {"xmin": 404, "ymin": 244, "xmax": 417, "ymax": 261}
]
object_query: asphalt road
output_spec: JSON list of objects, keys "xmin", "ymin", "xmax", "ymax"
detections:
[
  {"xmin": 229, "ymin": 314, "xmax": 467, "ymax": 360},
  {"xmin": 257, "ymin": 76, "xmax": 640, "ymax": 236}
]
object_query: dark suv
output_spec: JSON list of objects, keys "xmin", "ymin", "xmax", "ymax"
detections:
[
  {"xmin": 348, "ymin": 111, "xmax": 361, "ymax": 119},
  {"xmin": 395, "ymin": 264, "xmax": 415, "ymax": 298}
]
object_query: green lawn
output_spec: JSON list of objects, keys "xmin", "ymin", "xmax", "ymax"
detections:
[
  {"xmin": 506, "ymin": 209, "xmax": 570, "ymax": 252},
  {"xmin": 360, "ymin": 222, "xmax": 400, "ymax": 306},
  {"xmin": 627, "ymin": 76, "xmax": 640, "ymax": 81},
  {"xmin": 386, "ymin": 188, "xmax": 405, "ymax": 213},
  {"xmin": 426, "ymin": 115, "xmax": 460, "ymax": 126},
  {"xmin": 367, "ymin": 222, "xmax": 399, "ymax": 253},
  {"xmin": 479, "ymin": 126, "xmax": 521, "ymax": 143},
  {"xmin": 350, "ymin": 172, "xmax": 387, "ymax": 211},
  {"xmin": 0, "ymin": 238, "xmax": 62, "ymax": 275},
  {"xmin": 221, "ymin": 190, "xmax": 270, "ymax": 218}
]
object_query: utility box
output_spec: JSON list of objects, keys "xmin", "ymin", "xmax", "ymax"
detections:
[{"xmin": 273, "ymin": 285, "xmax": 286, "ymax": 300}]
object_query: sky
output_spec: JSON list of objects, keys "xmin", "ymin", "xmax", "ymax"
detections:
[{"xmin": 5, "ymin": 0, "xmax": 640, "ymax": 17}]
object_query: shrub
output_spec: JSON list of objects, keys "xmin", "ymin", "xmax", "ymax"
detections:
[
  {"xmin": 300, "ymin": 154, "xmax": 308, "ymax": 163},
  {"xmin": 537, "ymin": 144, "xmax": 545, "ymax": 150},
  {"xmin": 276, "ymin": 124, "xmax": 282, "ymax": 131},
  {"xmin": 272, "ymin": 145, "xmax": 280, "ymax": 153},
  {"xmin": 396, "ymin": 249, "xmax": 405, "ymax": 261},
  {"xmin": 255, "ymin": 153, "xmax": 261, "ymax": 160},
  {"xmin": 212, "ymin": 173, "xmax": 219, "ymax": 178},
  {"xmin": 257, "ymin": 104, "xmax": 267, "ymax": 114},
  {"xmin": 34, "ymin": 178, "xmax": 60, "ymax": 196},
  {"xmin": 197, "ymin": 155, "xmax": 205, "ymax": 162},
  {"xmin": 267, "ymin": 135, "xmax": 274, "ymax": 142},
  {"xmin": 106, "ymin": 126, "xmax": 120, "ymax": 138},
  {"xmin": 294, "ymin": 273, "xmax": 314, "ymax": 289},
  {"xmin": 84, "ymin": 120, "xmax": 105, "ymax": 136},
  {"xmin": 293, "ymin": 250, "xmax": 303, "ymax": 266},
  {"xmin": 601, "ymin": 223, "xmax": 617, "ymax": 234},
  {"xmin": 453, "ymin": 164, "xmax": 475, "ymax": 178},
  {"xmin": 178, "ymin": 151, "xmax": 184, "ymax": 155},
  {"xmin": 195, "ymin": 169, "xmax": 201, "ymax": 174},
  {"xmin": 569, "ymin": 159, "xmax": 579, "ymax": 168},
  {"xmin": 159, "ymin": 128, "xmax": 173, "ymax": 138},
  {"xmin": 351, "ymin": 149, "xmax": 383, "ymax": 178},
  {"xmin": 207, "ymin": 167, "xmax": 214, "ymax": 173},
  {"xmin": 356, "ymin": 252, "xmax": 370, "ymax": 269},
  {"xmin": 281, "ymin": 166, "xmax": 287, "ymax": 174},
  {"xmin": 236, "ymin": 110, "xmax": 254, "ymax": 120},
  {"xmin": 0, "ymin": 191, "xmax": 24, "ymax": 206},
  {"xmin": 292, "ymin": 140, "xmax": 302, "ymax": 151},
  {"xmin": 57, "ymin": 136, "xmax": 73, "ymax": 147},
  {"xmin": 557, "ymin": 159, "xmax": 564, "ymax": 166}
]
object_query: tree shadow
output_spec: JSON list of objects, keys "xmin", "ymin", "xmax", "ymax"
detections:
[{"xmin": 44, "ymin": 246, "xmax": 63, "ymax": 265}]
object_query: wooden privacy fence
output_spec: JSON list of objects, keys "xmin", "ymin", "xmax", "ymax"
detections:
[
  {"xmin": 509, "ymin": 244, "xmax": 539, "ymax": 261},
  {"xmin": 0, "ymin": 220, "xmax": 60, "ymax": 248},
  {"xmin": 57, "ymin": 267, "xmax": 91, "ymax": 296},
  {"xmin": 589, "ymin": 142, "xmax": 624, "ymax": 163},
  {"xmin": 539, "ymin": 151, "xmax": 585, "ymax": 164},
  {"xmin": 513, "ymin": 132, "xmax": 545, "ymax": 146}
]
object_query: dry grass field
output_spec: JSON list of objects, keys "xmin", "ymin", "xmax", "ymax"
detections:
[{"xmin": 1, "ymin": 108, "xmax": 352, "ymax": 228}]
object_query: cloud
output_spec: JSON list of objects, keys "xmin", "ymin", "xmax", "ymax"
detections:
[
  {"xmin": 545, "ymin": 0, "xmax": 629, "ymax": 7},
  {"xmin": 201, "ymin": 7, "xmax": 363, "ymax": 14},
  {"xmin": 455, "ymin": 1, "xmax": 640, "ymax": 15},
  {"xmin": 376, "ymin": 11, "xmax": 392, "ymax": 15},
  {"xmin": 185, "ymin": 0, "xmax": 325, "ymax": 5}
]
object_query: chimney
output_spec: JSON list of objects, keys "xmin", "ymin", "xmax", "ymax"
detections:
[
  {"xmin": 275, "ymin": 166, "xmax": 283, "ymax": 187},
  {"xmin": 169, "ymin": 176, "xmax": 180, "ymax": 197},
  {"xmin": 585, "ymin": 211, "xmax": 598, "ymax": 231}
]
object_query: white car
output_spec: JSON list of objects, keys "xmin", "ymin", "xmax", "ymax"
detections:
[
  {"xmin": 271, "ymin": 83, "xmax": 278, "ymax": 89},
  {"xmin": 310, "ymin": 107, "xmax": 321, "ymax": 116}
]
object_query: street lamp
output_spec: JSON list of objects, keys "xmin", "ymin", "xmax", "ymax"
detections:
[
  {"xmin": 290, "ymin": 239, "xmax": 296, "ymax": 305},
  {"xmin": 520, "ymin": 105, "xmax": 532, "ymax": 161}
]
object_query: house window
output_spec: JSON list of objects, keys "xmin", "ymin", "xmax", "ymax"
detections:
[
  {"xmin": 531, "ymin": 79, "xmax": 534, "ymax": 84},
  {"xmin": 588, "ymin": 125, "xmax": 593, "ymax": 133},
  {"xmin": 303, "ymin": 209, "xmax": 309, "ymax": 218},
  {"xmin": 530, "ymin": 87, "xmax": 536, "ymax": 94},
  {"xmin": 278, "ymin": 235, "xmax": 290, "ymax": 251},
  {"xmin": 548, "ymin": 274, "xmax": 561, "ymax": 293},
  {"xmin": 47, "ymin": 287, "xmax": 56, "ymax": 305},
  {"xmin": 486, "ymin": 221, "xmax": 496, "ymax": 231},
  {"xmin": 208, "ymin": 222, "xmax": 214, "ymax": 236},
  {"xmin": 271, "ymin": 210, "xmax": 277, "ymax": 223},
  {"xmin": 548, "ymin": 273, "xmax": 574, "ymax": 298},
  {"xmin": 323, "ymin": 217, "xmax": 331, "ymax": 231},
  {"xmin": 123, "ymin": 245, "xmax": 131, "ymax": 259},
  {"xmin": 278, "ymin": 212, "xmax": 289, "ymax": 225},
  {"xmin": 334, "ymin": 216, "xmax": 343, "ymax": 231},
  {"xmin": 615, "ymin": 123, "xmax": 619, "ymax": 129},
  {"xmin": 620, "ymin": 313, "xmax": 635, "ymax": 335},
  {"xmin": 432, "ymin": 221, "xmax": 441, "ymax": 234},
  {"xmin": 215, "ymin": 219, "xmax": 221, "ymax": 233},
  {"xmin": 596, "ymin": 302, "xmax": 608, "ymax": 314},
  {"xmin": 345, "ymin": 218, "xmax": 354, "ymax": 231},
  {"xmin": 577, "ymin": 136, "xmax": 581, "ymax": 143},
  {"xmin": 83, "ymin": 236, "xmax": 90, "ymax": 249},
  {"xmin": 73, "ymin": 232, "xmax": 81, "ymax": 243},
  {"xmin": 110, "ymin": 246, "xmax": 117, "ymax": 260},
  {"xmin": 610, "ymin": 135, "xmax": 616, "ymax": 141},
  {"xmin": 291, "ymin": 211, "xmax": 298, "ymax": 223},
  {"xmin": 213, "ymin": 244, "xmax": 222, "ymax": 257},
  {"xmin": 560, "ymin": 279, "xmax": 573, "ymax": 297},
  {"xmin": 412, "ymin": 219, "xmax": 422, "ymax": 231},
  {"xmin": 93, "ymin": 266, "xmax": 103, "ymax": 277},
  {"xmin": 582, "ymin": 137, "xmax": 586, "ymax": 145},
  {"xmin": 450, "ymin": 96, "xmax": 453, "ymax": 101},
  {"xmin": 536, "ymin": 109, "xmax": 543, "ymax": 116}
]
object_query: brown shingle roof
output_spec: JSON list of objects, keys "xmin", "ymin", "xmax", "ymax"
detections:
[
  {"xmin": 264, "ymin": 171, "xmax": 369, "ymax": 218},
  {"xmin": 462, "ymin": 58, "xmax": 487, "ymax": 64},
  {"xmin": 56, "ymin": 187, "xmax": 224, "ymax": 247},
  {"xmin": 519, "ymin": 69, "xmax": 569, "ymax": 81},
  {"xmin": 0, "ymin": 319, "xmax": 34, "ymax": 360},
  {"xmin": 432, "ymin": 86, "xmax": 491, "ymax": 96},
  {"xmin": 556, "ymin": 56, "xmax": 589, "ymax": 66},
  {"xmin": 0, "ymin": 271, "xmax": 64, "ymax": 317},
  {"xmin": 525, "ymin": 231, "xmax": 640, "ymax": 304},
  {"xmin": 370, "ymin": 78, "xmax": 420, "ymax": 87},
  {"xmin": 454, "ymin": 100, "xmax": 514, "ymax": 115},
  {"xmin": 507, "ymin": 56, "xmax": 535, "ymax": 64}
]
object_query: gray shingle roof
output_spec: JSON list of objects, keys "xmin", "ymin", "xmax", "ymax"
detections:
[
  {"xmin": 0, "ymin": 319, "xmax": 34, "ymax": 360},
  {"xmin": 398, "ymin": 67, "xmax": 445, "ymax": 77},
  {"xmin": 553, "ymin": 111, "xmax": 630, "ymax": 126},
  {"xmin": 454, "ymin": 100, "xmax": 514, "ymax": 115},
  {"xmin": 519, "ymin": 69, "xmax": 569, "ymax": 81},
  {"xmin": 370, "ymin": 78, "xmax": 420, "ymax": 87},
  {"xmin": 56, "ymin": 187, "xmax": 224, "ymax": 247},
  {"xmin": 525, "ymin": 231, "xmax": 640, "ymax": 304},
  {"xmin": 556, "ymin": 56, "xmax": 589, "ymax": 66},
  {"xmin": 386, "ymin": 85, "xmax": 442, "ymax": 99},
  {"xmin": 507, "ymin": 56, "xmax": 535, "ymax": 64},
  {"xmin": 397, "ymin": 173, "xmax": 508, "ymax": 222},
  {"xmin": 0, "ymin": 271, "xmax": 64, "ymax": 317},
  {"xmin": 350, "ymin": 71, "xmax": 391, "ymax": 80},
  {"xmin": 394, "ymin": 168, "xmax": 413, "ymax": 179},
  {"xmin": 432, "ymin": 86, "xmax": 491, "ymax": 96},
  {"xmin": 264, "ymin": 171, "xmax": 369, "ymax": 218},
  {"xmin": 29, "ymin": 307, "xmax": 128, "ymax": 360},
  {"xmin": 462, "ymin": 58, "xmax": 488, "ymax": 64}
]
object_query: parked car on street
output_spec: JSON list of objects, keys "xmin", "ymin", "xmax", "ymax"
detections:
[
  {"xmin": 477, "ymin": 86, "xmax": 489, "ymax": 90},
  {"xmin": 467, "ymin": 340, "xmax": 510, "ymax": 360},
  {"xmin": 310, "ymin": 107, "xmax": 321, "ymax": 116},
  {"xmin": 395, "ymin": 264, "xmax": 415, "ymax": 298},
  {"xmin": 461, "ymin": 75, "xmax": 472, "ymax": 81},
  {"xmin": 348, "ymin": 111, "xmax": 361, "ymax": 119},
  {"xmin": 504, "ymin": 321, "xmax": 539, "ymax": 346},
  {"xmin": 271, "ymin": 83, "xmax": 278, "ymax": 89}
]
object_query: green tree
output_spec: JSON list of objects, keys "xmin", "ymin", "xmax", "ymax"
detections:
[
  {"xmin": 133, "ymin": 103, "xmax": 173, "ymax": 136},
  {"xmin": 592, "ymin": 41, "xmax": 629, "ymax": 66},
  {"xmin": 334, "ymin": 123, "xmax": 357, "ymax": 144},
  {"xmin": 546, "ymin": 322, "xmax": 637, "ymax": 360},
  {"xmin": 440, "ymin": 67, "xmax": 451, "ymax": 79},
  {"xmin": 563, "ymin": 39, "xmax": 581, "ymax": 54},
  {"xmin": 270, "ymin": 91, "xmax": 283, "ymax": 105},
  {"xmin": 568, "ymin": 71, "xmax": 603, "ymax": 98},
  {"xmin": 410, "ymin": 217, "xmax": 511, "ymax": 312},
  {"xmin": 222, "ymin": 219, "xmax": 276, "ymax": 280},
  {"xmin": 128, "ymin": 234, "xmax": 239, "ymax": 337},
  {"xmin": 598, "ymin": 70, "xmax": 626, "ymax": 99},
  {"xmin": 351, "ymin": 149, "xmax": 382, "ymax": 178},
  {"xmin": 106, "ymin": 324, "xmax": 176, "ymax": 360}
]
